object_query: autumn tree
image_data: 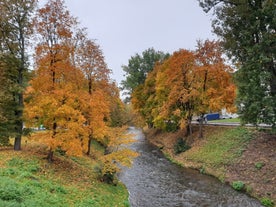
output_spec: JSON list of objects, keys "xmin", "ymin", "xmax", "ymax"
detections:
[
  {"xmin": 74, "ymin": 35, "xmax": 112, "ymax": 155},
  {"xmin": 199, "ymin": 0, "xmax": 276, "ymax": 127},
  {"xmin": 153, "ymin": 49, "xmax": 197, "ymax": 134},
  {"xmin": 194, "ymin": 40, "xmax": 236, "ymax": 137},
  {"xmin": 133, "ymin": 41, "xmax": 236, "ymax": 137},
  {"xmin": 25, "ymin": 0, "xmax": 88, "ymax": 161},
  {"xmin": 100, "ymin": 126, "xmax": 138, "ymax": 184},
  {"xmin": 25, "ymin": 0, "xmax": 137, "ymax": 169},
  {"xmin": 74, "ymin": 35, "xmax": 138, "ymax": 178},
  {"xmin": 0, "ymin": 0, "xmax": 37, "ymax": 149},
  {"xmin": 121, "ymin": 48, "xmax": 169, "ymax": 102}
]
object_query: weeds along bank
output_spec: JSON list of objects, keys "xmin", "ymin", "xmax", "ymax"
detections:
[
  {"xmin": 0, "ymin": 142, "xmax": 130, "ymax": 207},
  {"xmin": 144, "ymin": 126, "xmax": 275, "ymax": 207}
]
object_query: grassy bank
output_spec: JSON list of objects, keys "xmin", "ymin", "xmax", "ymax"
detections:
[
  {"xmin": 0, "ymin": 140, "xmax": 130, "ymax": 207},
  {"xmin": 145, "ymin": 126, "xmax": 275, "ymax": 207},
  {"xmin": 209, "ymin": 117, "xmax": 240, "ymax": 123}
]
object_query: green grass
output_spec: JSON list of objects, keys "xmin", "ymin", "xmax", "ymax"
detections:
[
  {"xmin": 209, "ymin": 118, "xmax": 240, "ymax": 123},
  {"xmin": 186, "ymin": 127, "xmax": 252, "ymax": 168},
  {"xmin": 0, "ymin": 151, "xmax": 130, "ymax": 207}
]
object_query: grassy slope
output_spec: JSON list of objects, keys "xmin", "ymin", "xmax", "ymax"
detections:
[
  {"xmin": 0, "ymin": 140, "xmax": 129, "ymax": 207},
  {"xmin": 145, "ymin": 126, "xmax": 275, "ymax": 206}
]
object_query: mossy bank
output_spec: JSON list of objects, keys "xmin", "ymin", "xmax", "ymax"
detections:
[{"xmin": 144, "ymin": 125, "xmax": 275, "ymax": 207}]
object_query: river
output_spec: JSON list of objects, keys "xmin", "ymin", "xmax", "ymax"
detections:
[{"xmin": 118, "ymin": 127, "xmax": 263, "ymax": 207}]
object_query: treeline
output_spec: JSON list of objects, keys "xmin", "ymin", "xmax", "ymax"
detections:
[
  {"xmin": 124, "ymin": 41, "xmax": 236, "ymax": 137},
  {"xmin": 0, "ymin": 0, "xmax": 137, "ymax": 179},
  {"xmin": 122, "ymin": 0, "xmax": 276, "ymax": 134}
]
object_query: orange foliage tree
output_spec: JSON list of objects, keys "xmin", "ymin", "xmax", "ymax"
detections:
[
  {"xmin": 153, "ymin": 49, "xmax": 197, "ymax": 134},
  {"xmin": 133, "ymin": 40, "xmax": 236, "ymax": 137},
  {"xmin": 75, "ymin": 36, "xmax": 112, "ymax": 155},
  {"xmin": 194, "ymin": 40, "xmax": 236, "ymax": 137},
  {"xmin": 25, "ymin": 0, "xmax": 136, "ymax": 169},
  {"xmin": 25, "ymin": 0, "xmax": 88, "ymax": 161}
]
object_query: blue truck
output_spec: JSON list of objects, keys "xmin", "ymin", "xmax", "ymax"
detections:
[{"xmin": 205, "ymin": 113, "xmax": 220, "ymax": 121}]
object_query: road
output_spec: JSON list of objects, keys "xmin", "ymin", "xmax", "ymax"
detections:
[{"xmin": 192, "ymin": 121, "xmax": 272, "ymax": 128}]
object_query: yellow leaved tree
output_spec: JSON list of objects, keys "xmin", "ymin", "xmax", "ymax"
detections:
[
  {"xmin": 194, "ymin": 40, "xmax": 236, "ymax": 137},
  {"xmin": 138, "ymin": 40, "xmax": 236, "ymax": 137},
  {"xmin": 24, "ymin": 0, "xmax": 88, "ymax": 161}
]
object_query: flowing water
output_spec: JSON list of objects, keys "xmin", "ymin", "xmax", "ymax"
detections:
[{"xmin": 119, "ymin": 127, "xmax": 263, "ymax": 207}]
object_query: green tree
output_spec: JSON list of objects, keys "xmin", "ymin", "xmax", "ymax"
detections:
[
  {"xmin": 0, "ymin": 56, "xmax": 17, "ymax": 145},
  {"xmin": 199, "ymin": 0, "xmax": 276, "ymax": 127},
  {"xmin": 121, "ymin": 48, "xmax": 169, "ymax": 101},
  {"xmin": 132, "ymin": 62, "xmax": 165, "ymax": 128},
  {"xmin": 0, "ymin": 0, "xmax": 37, "ymax": 149}
]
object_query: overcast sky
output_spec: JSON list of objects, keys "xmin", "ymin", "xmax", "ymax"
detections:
[{"xmin": 58, "ymin": 0, "xmax": 216, "ymax": 86}]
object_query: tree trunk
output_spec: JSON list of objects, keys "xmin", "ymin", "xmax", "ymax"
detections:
[
  {"xmin": 14, "ymin": 25, "xmax": 25, "ymax": 151},
  {"xmin": 188, "ymin": 122, "xmax": 192, "ymax": 136},
  {"xmin": 14, "ymin": 77, "xmax": 24, "ymax": 151},
  {"xmin": 185, "ymin": 121, "xmax": 192, "ymax": 136},
  {"xmin": 198, "ymin": 115, "xmax": 204, "ymax": 138},
  {"xmin": 46, "ymin": 122, "xmax": 57, "ymax": 162},
  {"xmin": 47, "ymin": 149, "xmax": 54, "ymax": 162},
  {"xmin": 270, "ymin": 65, "xmax": 276, "ymax": 97},
  {"xmin": 187, "ymin": 115, "xmax": 193, "ymax": 135},
  {"xmin": 14, "ymin": 134, "xmax": 22, "ymax": 150},
  {"xmin": 86, "ymin": 135, "xmax": 92, "ymax": 155}
]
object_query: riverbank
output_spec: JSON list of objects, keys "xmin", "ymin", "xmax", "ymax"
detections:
[
  {"xmin": 144, "ymin": 125, "xmax": 275, "ymax": 207},
  {"xmin": 0, "ymin": 141, "xmax": 129, "ymax": 207}
]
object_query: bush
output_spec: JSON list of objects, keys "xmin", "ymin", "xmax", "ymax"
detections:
[
  {"xmin": 231, "ymin": 181, "xmax": 245, "ymax": 191},
  {"xmin": 174, "ymin": 138, "xmax": 191, "ymax": 154},
  {"xmin": 101, "ymin": 170, "xmax": 118, "ymax": 185},
  {"xmin": 0, "ymin": 136, "xmax": 10, "ymax": 146},
  {"xmin": 199, "ymin": 166, "xmax": 206, "ymax": 174},
  {"xmin": 261, "ymin": 197, "xmax": 274, "ymax": 207},
  {"xmin": 255, "ymin": 162, "xmax": 264, "ymax": 170},
  {"xmin": 165, "ymin": 121, "xmax": 179, "ymax": 132}
]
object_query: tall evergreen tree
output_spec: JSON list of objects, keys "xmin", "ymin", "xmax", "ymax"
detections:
[
  {"xmin": 0, "ymin": 56, "xmax": 16, "ymax": 145},
  {"xmin": 199, "ymin": 0, "xmax": 276, "ymax": 127},
  {"xmin": 0, "ymin": 0, "xmax": 37, "ymax": 148}
]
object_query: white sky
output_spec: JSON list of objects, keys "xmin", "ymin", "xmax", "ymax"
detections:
[{"xmin": 42, "ymin": 0, "xmax": 216, "ymax": 86}]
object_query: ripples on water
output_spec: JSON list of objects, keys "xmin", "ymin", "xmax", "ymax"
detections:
[{"xmin": 119, "ymin": 127, "xmax": 263, "ymax": 207}]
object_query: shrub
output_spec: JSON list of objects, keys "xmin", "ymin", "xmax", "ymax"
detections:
[
  {"xmin": 174, "ymin": 138, "xmax": 191, "ymax": 154},
  {"xmin": 101, "ymin": 169, "xmax": 118, "ymax": 185},
  {"xmin": 165, "ymin": 121, "xmax": 179, "ymax": 132},
  {"xmin": 245, "ymin": 185, "xmax": 253, "ymax": 194},
  {"xmin": 123, "ymin": 200, "xmax": 130, "ymax": 207},
  {"xmin": 0, "ymin": 179, "xmax": 22, "ymax": 202},
  {"xmin": 261, "ymin": 197, "xmax": 274, "ymax": 207},
  {"xmin": 255, "ymin": 162, "xmax": 264, "ymax": 170},
  {"xmin": 231, "ymin": 181, "xmax": 245, "ymax": 191},
  {"xmin": 199, "ymin": 166, "xmax": 206, "ymax": 174},
  {"xmin": 0, "ymin": 136, "xmax": 10, "ymax": 146}
]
